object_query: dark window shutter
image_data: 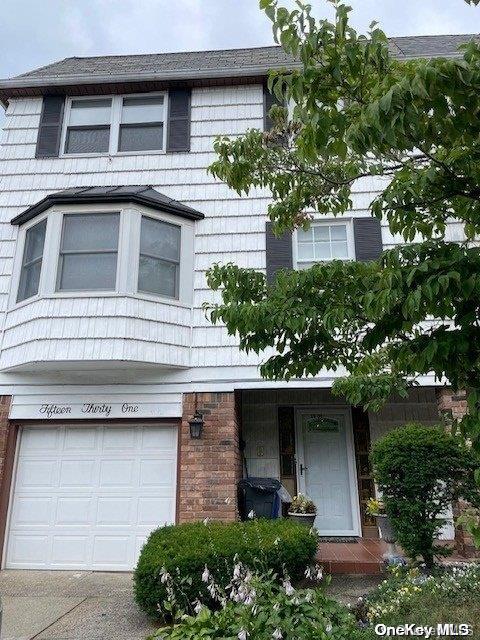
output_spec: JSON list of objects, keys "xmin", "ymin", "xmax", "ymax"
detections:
[
  {"xmin": 263, "ymin": 85, "xmax": 282, "ymax": 131},
  {"xmin": 167, "ymin": 89, "xmax": 191, "ymax": 152},
  {"xmin": 353, "ymin": 218, "xmax": 383, "ymax": 261},
  {"xmin": 266, "ymin": 221, "xmax": 293, "ymax": 283},
  {"xmin": 35, "ymin": 96, "xmax": 65, "ymax": 158}
]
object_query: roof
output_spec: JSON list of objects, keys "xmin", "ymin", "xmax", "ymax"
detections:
[
  {"xmin": 0, "ymin": 34, "xmax": 478, "ymax": 101},
  {"xmin": 11, "ymin": 186, "xmax": 205, "ymax": 226}
]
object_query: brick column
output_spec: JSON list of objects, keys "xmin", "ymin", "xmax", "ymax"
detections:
[
  {"xmin": 178, "ymin": 392, "xmax": 242, "ymax": 523},
  {"xmin": 0, "ymin": 396, "xmax": 12, "ymax": 489},
  {"xmin": 436, "ymin": 387, "xmax": 478, "ymax": 558}
]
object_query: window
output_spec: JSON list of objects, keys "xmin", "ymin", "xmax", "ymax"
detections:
[
  {"xmin": 63, "ymin": 94, "xmax": 166, "ymax": 155},
  {"xmin": 57, "ymin": 213, "xmax": 120, "ymax": 291},
  {"xmin": 17, "ymin": 219, "xmax": 47, "ymax": 302},
  {"xmin": 296, "ymin": 222, "xmax": 351, "ymax": 268},
  {"xmin": 119, "ymin": 96, "xmax": 165, "ymax": 152},
  {"xmin": 138, "ymin": 216, "xmax": 180, "ymax": 298},
  {"xmin": 65, "ymin": 99, "xmax": 112, "ymax": 154}
]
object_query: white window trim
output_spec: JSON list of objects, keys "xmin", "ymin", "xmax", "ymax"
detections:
[
  {"xmin": 60, "ymin": 92, "xmax": 168, "ymax": 158},
  {"xmin": 292, "ymin": 218, "xmax": 355, "ymax": 268},
  {"xmin": 8, "ymin": 202, "xmax": 194, "ymax": 310}
]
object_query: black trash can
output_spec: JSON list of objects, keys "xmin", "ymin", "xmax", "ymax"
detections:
[{"xmin": 238, "ymin": 477, "xmax": 281, "ymax": 520}]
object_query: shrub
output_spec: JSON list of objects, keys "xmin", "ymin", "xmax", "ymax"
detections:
[
  {"xmin": 371, "ymin": 423, "xmax": 480, "ymax": 568},
  {"xmin": 134, "ymin": 518, "xmax": 318, "ymax": 619},
  {"xmin": 151, "ymin": 566, "xmax": 360, "ymax": 640}
]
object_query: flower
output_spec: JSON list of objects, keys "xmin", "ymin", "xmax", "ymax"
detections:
[
  {"xmin": 202, "ymin": 566, "xmax": 210, "ymax": 583},
  {"xmin": 238, "ymin": 629, "xmax": 248, "ymax": 640},
  {"xmin": 273, "ymin": 629, "xmax": 283, "ymax": 639},
  {"xmin": 282, "ymin": 579, "xmax": 295, "ymax": 596},
  {"xmin": 248, "ymin": 510, "xmax": 255, "ymax": 519},
  {"xmin": 326, "ymin": 623, "xmax": 333, "ymax": 634},
  {"xmin": 193, "ymin": 600, "xmax": 202, "ymax": 614},
  {"xmin": 203, "ymin": 518, "xmax": 210, "ymax": 525}
]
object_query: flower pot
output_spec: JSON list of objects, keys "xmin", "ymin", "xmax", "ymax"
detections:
[
  {"xmin": 375, "ymin": 513, "xmax": 395, "ymax": 543},
  {"xmin": 288, "ymin": 512, "xmax": 316, "ymax": 528},
  {"xmin": 375, "ymin": 513, "xmax": 400, "ymax": 562}
]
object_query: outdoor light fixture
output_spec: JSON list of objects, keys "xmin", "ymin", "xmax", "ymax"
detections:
[{"xmin": 188, "ymin": 410, "xmax": 204, "ymax": 439}]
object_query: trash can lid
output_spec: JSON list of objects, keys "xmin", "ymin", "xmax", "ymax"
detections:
[{"xmin": 238, "ymin": 477, "xmax": 281, "ymax": 492}]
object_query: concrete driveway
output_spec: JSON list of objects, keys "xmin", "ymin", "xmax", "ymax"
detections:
[{"xmin": 0, "ymin": 570, "xmax": 158, "ymax": 640}]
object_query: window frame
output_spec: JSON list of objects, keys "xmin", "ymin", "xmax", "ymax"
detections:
[
  {"xmin": 293, "ymin": 218, "xmax": 355, "ymax": 268},
  {"xmin": 15, "ymin": 216, "xmax": 48, "ymax": 303},
  {"xmin": 9, "ymin": 202, "xmax": 195, "ymax": 310},
  {"xmin": 137, "ymin": 215, "xmax": 182, "ymax": 300},
  {"xmin": 55, "ymin": 211, "xmax": 122, "ymax": 293},
  {"xmin": 60, "ymin": 92, "xmax": 168, "ymax": 158}
]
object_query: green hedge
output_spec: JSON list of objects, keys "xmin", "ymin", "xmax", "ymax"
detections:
[{"xmin": 134, "ymin": 519, "xmax": 318, "ymax": 619}]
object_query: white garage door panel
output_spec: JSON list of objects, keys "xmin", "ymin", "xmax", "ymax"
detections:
[{"xmin": 6, "ymin": 425, "xmax": 177, "ymax": 570}]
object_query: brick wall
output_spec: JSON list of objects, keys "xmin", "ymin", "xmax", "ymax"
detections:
[
  {"xmin": 178, "ymin": 392, "xmax": 242, "ymax": 523},
  {"xmin": 436, "ymin": 387, "xmax": 478, "ymax": 558},
  {"xmin": 0, "ymin": 396, "xmax": 11, "ymax": 489}
]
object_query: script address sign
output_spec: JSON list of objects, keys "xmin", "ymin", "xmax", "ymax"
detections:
[{"xmin": 39, "ymin": 402, "xmax": 140, "ymax": 419}]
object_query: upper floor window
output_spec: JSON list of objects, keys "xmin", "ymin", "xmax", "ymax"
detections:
[
  {"xmin": 62, "ymin": 93, "xmax": 166, "ymax": 156},
  {"xmin": 17, "ymin": 219, "xmax": 47, "ymax": 303},
  {"xmin": 119, "ymin": 96, "xmax": 165, "ymax": 152},
  {"xmin": 138, "ymin": 216, "xmax": 180, "ymax": 298},
  {"xmin": 296, "ymin": 222, "xmax": 353, "ymax": 269},
  {"xmin": 57, "ymin": 213, "xmax": 120, "ymax": 291},
  {"xmin": 65, "ymin": 99, "xmax": 112, "ymax": 154}
]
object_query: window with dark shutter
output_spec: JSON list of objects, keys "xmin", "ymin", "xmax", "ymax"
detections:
[
  {"xmin": 35, "ymin": 96, "xmax": 65, "ymax": 158},
  {"xmin": 265, "ymin": 221, "xmax": 293, "ymax": 283},
  {"xmin": 353, "ymin": 218, "xmax": 383, "ymax": 261},
  {"xmin": 167, "ymin": 89, "xmax": 191, "ymax": 152},
  {"xmin": 263, "ymin": 85, "xmax": 283, "ymax": 131}
]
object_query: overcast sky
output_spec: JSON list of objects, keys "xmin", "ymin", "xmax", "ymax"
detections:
[{"xmin": 1, "ymin": 0, "xmax": 479, "ymax": 81}]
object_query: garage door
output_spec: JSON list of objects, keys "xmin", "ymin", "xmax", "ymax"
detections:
[{"xmin": 6, "ymin": 425, "xmax": 177, "ymax": 570}]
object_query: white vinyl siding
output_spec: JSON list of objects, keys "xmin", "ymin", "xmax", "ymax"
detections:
[{"xmin": 0, "ymin": 84, "xmax": 466, "ymax": 383}]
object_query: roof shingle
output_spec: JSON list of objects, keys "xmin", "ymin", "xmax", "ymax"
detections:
[{"xmin": 1, "ymin": 34, "xmax": 478, "ymax": 91}]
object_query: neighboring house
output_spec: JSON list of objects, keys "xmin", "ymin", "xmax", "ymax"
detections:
[{"xmin": 0, "ymin": 36, "xmax": 475, "ymax": 572}]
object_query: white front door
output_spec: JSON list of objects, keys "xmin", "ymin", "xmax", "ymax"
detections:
[
  {"xmin": 5, "ymin": 424, "xmax": 177, "ymax": 570},
  {"xmin": 295, "ymin": 408, "xmax": 361, "ymax": 536}
]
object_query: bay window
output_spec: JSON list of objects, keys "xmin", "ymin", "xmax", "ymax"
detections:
[
  {"xmin": 17, "ymin": 218, "xmax": 47, "ymax": 302},
  {"xmin": 13, "ymin": 204, "xmax": 194, "ymax": 307},
  {"xmin": 138, "ymin": 216, "xmax": 180, "ymax": 298},
  {"xmin": 57, "ymin": 213, "xmax": 120, "ymax": 291}
]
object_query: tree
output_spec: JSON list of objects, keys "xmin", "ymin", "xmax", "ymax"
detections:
[{"xmin": 205, "ymin": 0, "xmax": 480, "ymax": 540}]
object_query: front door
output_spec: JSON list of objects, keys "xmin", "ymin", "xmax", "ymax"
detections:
[{"xmin": 295, "ymin": 408, "xmax": 361, "ymax": 536}]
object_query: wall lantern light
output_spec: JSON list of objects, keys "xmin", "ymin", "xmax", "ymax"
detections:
[{"xmin": 188, "ymin": 410, "xmax": 204, "ymax": 439}]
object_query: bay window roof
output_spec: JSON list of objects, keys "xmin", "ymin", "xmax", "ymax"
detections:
[{"xmin": 11, "ymin": 185, "xmax": 204, "ymax": 226}]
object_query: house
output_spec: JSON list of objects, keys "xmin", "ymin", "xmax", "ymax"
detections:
[{"xmin": 0, "ymin": 35, "xmax": 475, "ymax": 572}]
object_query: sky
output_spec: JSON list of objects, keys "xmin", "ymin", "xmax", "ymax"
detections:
[{"xmin": 1, "ymin": 0, "xmax": 479, "ymax": 82}]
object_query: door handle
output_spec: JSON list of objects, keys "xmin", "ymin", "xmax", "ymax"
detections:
[{"xmin": 300, "ymin": 464, "xmax": 308, "ymax": 476}]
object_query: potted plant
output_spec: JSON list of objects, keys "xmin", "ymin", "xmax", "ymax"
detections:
[
  {"xmin": 288, "ymin": 494, "xmax": 317, "ymax": 528},
  {"xmin": 366, "ymin": 497, "xmax": 397, "ymax": 560}
]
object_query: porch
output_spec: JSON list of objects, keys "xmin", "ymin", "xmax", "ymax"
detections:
[{"xmin": 239, "ymin": 386, "xmax": 448, "ymax": 569}]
